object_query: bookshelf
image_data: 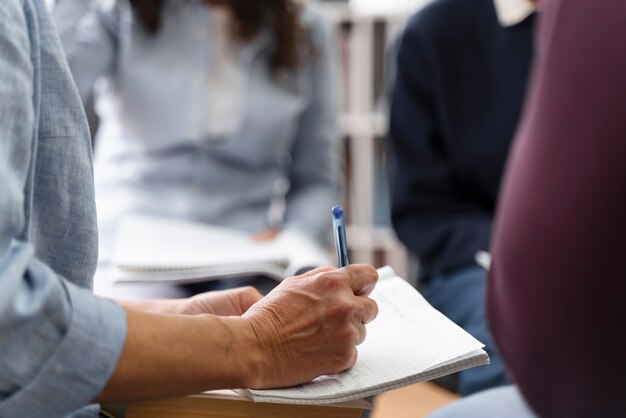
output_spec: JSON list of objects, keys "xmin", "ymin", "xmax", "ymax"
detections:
[{"xmin": 319, "ymin": 2, "xmax": 425, "ymax": 281}]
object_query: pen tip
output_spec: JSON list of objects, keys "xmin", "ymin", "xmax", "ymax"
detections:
[{"xmin": 332, "ymin": 206, "xmax": 344, "ymax": 220}]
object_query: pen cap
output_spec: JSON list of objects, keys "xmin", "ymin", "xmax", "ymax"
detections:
[{"xmin": 332, "ymin": 206, "xmax": 344, "ymax": 220}]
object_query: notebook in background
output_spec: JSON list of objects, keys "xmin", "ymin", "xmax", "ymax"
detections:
[
  {"xmin": 110, "ymin": 215, "xmax": 332, "ymax": 283},
  {"xmin": 237, "ymin": 266, "xmax": 489, "ymax": 404}
]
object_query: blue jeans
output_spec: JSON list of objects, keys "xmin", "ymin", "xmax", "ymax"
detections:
[
  {"xmin": 423, "ymin": 266, "xmax": 508, "ymax": 395},
  {"xmin": 427, "ymin": 385, "xmax": 537, "ymax": 418}
]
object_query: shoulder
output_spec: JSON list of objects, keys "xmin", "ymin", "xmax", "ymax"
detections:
[
  {"xmin": 403, "ymin": 0, "xmax": 493, "ymax": 43},
  {"xmin": 298, "ymin": 1, "xmax": 333, "ymax": 50}
]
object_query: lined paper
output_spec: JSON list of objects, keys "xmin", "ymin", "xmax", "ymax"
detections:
[{"xmin": 240, "ymin": 267, "xmax": 488, "ymax": 404}]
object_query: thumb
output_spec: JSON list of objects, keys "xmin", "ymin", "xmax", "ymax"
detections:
[{"xmin": 238, "ymin": 286, "xmax": 264, "ymax": 312}]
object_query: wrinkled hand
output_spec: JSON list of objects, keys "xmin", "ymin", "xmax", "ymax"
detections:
[
  {"xmin": 119, "ymin": 287, "xmax": 263, "ymax": 317},
  {"xmin": 185, "ymin": 287, "xmax": 263, "ymax": 316},
  {"xmin": 240, "ymin": 264, "xmax": 379, "ymax": 389}
]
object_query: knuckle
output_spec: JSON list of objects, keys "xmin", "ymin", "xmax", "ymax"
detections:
[
  {"xmin": 343, "ymin": 348, "xmax": 358, "ymax": 369},
  {"xmin": 332, "ymin": 300, "xmax": 355, "ymax": 320},
  {"xmin": 330, "ymin": 348, "xmax": 356, "ymax": 374},
  {"xmin": 316, "ymin": 272, "xmax": 341, "ymax": 290},
  {"xmin": 365, "ymin": 299, "xmax": 379, "ymax": 322},
  {"xmin": 356, "ymin": 325, "xmax": 367, "ymax": 345},
  {"xmin": 337, "ymin": 322, "xmax": 358, "ymax": 342}
]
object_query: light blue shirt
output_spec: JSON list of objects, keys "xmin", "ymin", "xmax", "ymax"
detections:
[
  {"xmin": 54, "ymin": 0, "xmax": 341, "ymax": 257},
  {"xmin": 0, "ymin": 0, "xmax": 126, "ymax": 416}
]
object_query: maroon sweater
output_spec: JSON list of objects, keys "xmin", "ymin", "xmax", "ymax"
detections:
[{"xmin": 488, "ymin": 0, "xmax": 626, "ymax": 417}]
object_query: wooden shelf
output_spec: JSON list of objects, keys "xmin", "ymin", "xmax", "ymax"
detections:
[{"xmin": 320, "ymin": 5, "xmax": 416, "ymax": 279}]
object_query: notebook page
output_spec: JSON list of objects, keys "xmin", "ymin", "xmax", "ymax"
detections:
[
  {"xmin": 112, "ymin": 215, "xmax": 286, "ymax": 269},
  {"xmin": 273, "ymin": 230, "xmax": 333, "ymax": 276},
  {"xmin": 245, "ymin": 270, "xmax": 485, "ymax": 403}
]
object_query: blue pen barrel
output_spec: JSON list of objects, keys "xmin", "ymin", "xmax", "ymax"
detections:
[{"xmin": 332, "ymin": 206, "xmax": 350, "ymax": 267}]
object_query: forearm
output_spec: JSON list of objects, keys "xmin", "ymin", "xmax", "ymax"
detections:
[
  {"xmin": 117, "ymin": 299, "xmax": 191, "ymax": 315},
  {"xmin": 97, "ymin": 307, "xmax": 259, "ymax": 402}
]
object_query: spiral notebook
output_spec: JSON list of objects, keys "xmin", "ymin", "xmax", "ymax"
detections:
[
  {"xmin": 235, "ymin": 266, "xmax": 489, "ymax": 404},
  {"xmin": 110, "ymin": 215, "xmax": 332, "ymax": 283}
]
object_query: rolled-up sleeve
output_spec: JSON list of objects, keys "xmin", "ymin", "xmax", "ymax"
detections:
[
  {"xmin": 0, "ymin": 243, "xmax": 127, "ymax": 417},
  {"xmin": 0, "ymin": 1, "xmax": 126, "ymax": 416}
]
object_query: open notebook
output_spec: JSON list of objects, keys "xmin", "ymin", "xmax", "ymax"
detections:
[
  {"xmin": 110, "ymin": 215, "xmax": 332, "ymax": 283},
  {"xmin": 235, "ymin": 266, "xmax": 489, "ymax": 404}
]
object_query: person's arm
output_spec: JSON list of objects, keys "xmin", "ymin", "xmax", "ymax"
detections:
[
  {"xmin": 99, "ymin": 265, "xmax": 378, "ymax": 401},
  {"xmin": 388, "ymin": 18, "xmax": 491, "ymax": 276},
  {"xmin": 283, "ymin": 6, "xmax": 342, "ymax": 245},
  {"xmin": 118, "ymin": 286, "xmax": 264, "ymax": 316},
  {"xmin": 2, "ymin": 2, "xmax": 379, "ymax": 413},
  {"xmin": 488, "ymin": 0, "xmax": 626, "ymax": 416},
  {"xmin": 0, "ymin": 5, "xmax": 126, "ymax": 417},
  {"xmin": 53, "ymin": 0, "xmax": 118, "ymax": 101}
]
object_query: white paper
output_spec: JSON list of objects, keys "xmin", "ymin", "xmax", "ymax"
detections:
[
  {"xmin": 244, "ymin": 269, "xmax": 487, "ymax": 403},
  {"xmin": 110, "ymin": 215, "xmax": 332, "ymax": 282}
]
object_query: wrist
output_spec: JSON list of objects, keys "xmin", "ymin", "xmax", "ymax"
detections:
[{"xmin": 221, "ymin": 316, "xmax": 266, "ymax": 388}]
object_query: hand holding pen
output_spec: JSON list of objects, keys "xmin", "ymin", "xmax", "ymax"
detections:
[{"xmin": 234, "ymin": 206, "xmax": 378, "ymax": 388}]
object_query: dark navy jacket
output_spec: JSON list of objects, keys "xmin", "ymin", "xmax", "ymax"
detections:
[{"xmin": 388, "ymin": 0, "xmax": 534, "ymax": 278}]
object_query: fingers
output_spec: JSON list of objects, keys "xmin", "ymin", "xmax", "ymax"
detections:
[
  {"xmin": 238, "ymin": 286, "xmax": 263, "ymax": 311},
  {"xmin": 356, "ymin": 296, "xmax": 378, "ymax": 324},
  {"xmin": 292, "ymin": 265, "xmax": 336, "ymax": 280},
  {"xmin": 301, "ymin": 264, "xmax": 378, "ymax": 295},
  {"xmin": 355, "ymin": 322, "xmax": 367, "ymax": 346},
  {"xmin": 343, "ymin": 264, "xmax": 378, "ymax": 296},
  {"xmin": 337, "ymin": 347, "xmax": 359, "ymax": 374},
  {"xmin": 300, "ymin": 265, "xmax": 378, "ymax": 324}
]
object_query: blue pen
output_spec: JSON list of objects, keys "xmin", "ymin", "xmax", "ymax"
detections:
[{"xmin": 332, "ymin": 206, "xmax": 350, "ymax": 267}]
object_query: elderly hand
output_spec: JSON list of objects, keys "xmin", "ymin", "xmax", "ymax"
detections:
[
  {"xmin": 118, "ymin": 286, "xmax": 263, "ymax": 317},
  {"xmin": 184, "ymin": 287, "xmax": 263, "ymax": 316},
  {"xmin": 235, "ymin": 264, "xmax": 379, "ymax": 389},
  {"xmin": 102, "ymin": 265, "xmax": 377, "ymax": 401}
]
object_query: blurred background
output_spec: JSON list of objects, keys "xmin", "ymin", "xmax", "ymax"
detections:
[{"xmin": 51, "ymin": 0, "xmax": 435, "ymax": 281}]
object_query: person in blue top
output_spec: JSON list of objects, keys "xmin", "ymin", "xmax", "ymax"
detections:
[
  {"xmin": 53, "ymin": 0, "xmax": 340, "ymax": 295},
  {"xmin": 388, "ymin": 0, "xmax": 536, "ymax": 395},
  {"xmin": 0, "ymin": 2, "xmax": 377, "ymax": 416}
]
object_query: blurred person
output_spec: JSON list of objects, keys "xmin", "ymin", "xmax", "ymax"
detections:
[
  {"xmin": 0, "ymin": 2, "xmax": 377, "ymax": 416},
  {"xmin": 53, "ymin": 0, "xmax": 340, "ymax": 295},
  {"xmin": 428, "ymin": 0, "xmax": 626, "ymax": 416},
  {"xmin": 387, "ymin": 0, "xmax": 536, "ymax": 395}
]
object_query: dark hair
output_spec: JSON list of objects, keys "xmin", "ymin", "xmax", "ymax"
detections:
[{"xmin": 127, "ymin": 0, "xmax": 304, "ymax": 74}]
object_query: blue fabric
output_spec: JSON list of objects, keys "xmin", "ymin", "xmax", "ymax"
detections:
[
  {"xmin": 53, "ymin": 0, "xmax": 341, "ymax": 257},
  {"xmin": 427, "ymin": 385, "xmax": 537, "ymax": 418},
  {"xmin": 0, "ymin": 0, "xmax": 126, "ymax": 416},
  {"xmin": 388, "ymin": 0, "xmax": 534, "ymax": 278},
  {"xmin": 424, "ymin": 266, "xmax": 508, "ymax": 395}
]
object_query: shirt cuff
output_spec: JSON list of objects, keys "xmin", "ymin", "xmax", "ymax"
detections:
[{"xmin": 0, "ymin": 282, "xmax": 127, "ymax": 417}]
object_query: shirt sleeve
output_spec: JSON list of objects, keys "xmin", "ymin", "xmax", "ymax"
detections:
[
  {"xmin": 283, "ymin": 6, "xmax": 342, "ymax": 245},
  {"xmin": 388, "ymin": 19, "xmax": 491, "ymax": 277},
  {"xmin": 53, "ymin": 0, "xmax": 118, "ymax": 101},
  {"xmin": 0, "ymin": 2, "xmax": 126, "ymax": 416},
  {"xmin": 488, "ymin": 0, "xmax": 626, "ymax": 416}
]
